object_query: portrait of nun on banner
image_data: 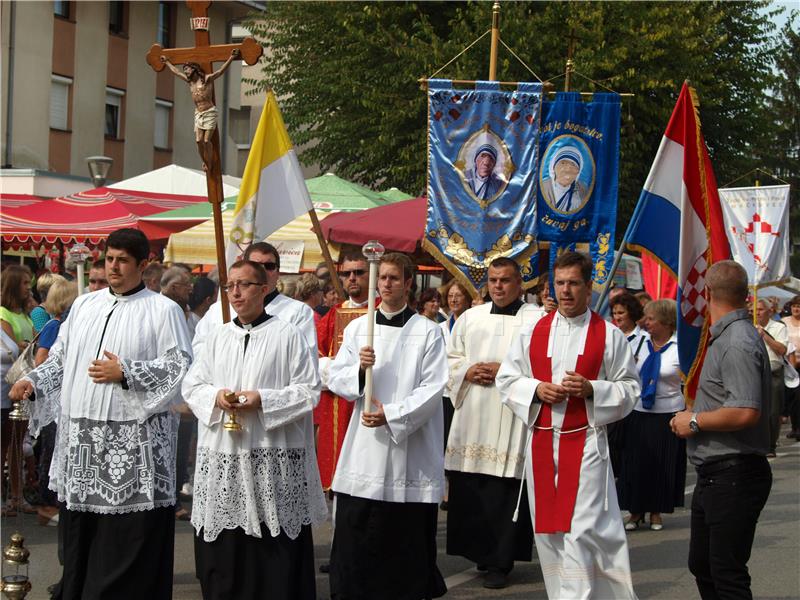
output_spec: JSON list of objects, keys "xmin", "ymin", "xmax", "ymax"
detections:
[
  {"xmin": 537, "ymin": 91, "xmax": 621, "ymax": 289},
  {"xmin": 424, "ymin": 79, "xmax": 544, "ymax": 295}
]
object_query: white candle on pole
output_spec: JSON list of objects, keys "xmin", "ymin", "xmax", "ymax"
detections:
[{"xmin": 361, "ymin": 239, "xmax": 385, "ymax": 414}]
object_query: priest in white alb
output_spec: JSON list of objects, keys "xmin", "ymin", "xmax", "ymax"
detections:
[
  {"xmin": 10, "ymin": 228, "xmax": 192, "ymax": 600},
  {"xmin": 182, "ymin": 259, "xmax": 327, "ymax": 600},
  {"xmin": 327, "ymin": 252, "xmax": 448, "ymax": 600},
  {"xmin": 497, "ymin": 251, "xmax": 640, "ymax": 599}
]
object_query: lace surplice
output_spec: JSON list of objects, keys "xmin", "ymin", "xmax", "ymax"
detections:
[
  {"xmin": 182, "ymin": 317, "xmax": 327, "ymax": 542},
  {"xmin": 24, "ymin": 287, "xmax": 193, "ymax": 513}
]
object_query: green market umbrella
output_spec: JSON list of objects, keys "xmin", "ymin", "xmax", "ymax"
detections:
[{"xmin": 377, "ymin": 187, "xmax": 414, "ymax": 202}]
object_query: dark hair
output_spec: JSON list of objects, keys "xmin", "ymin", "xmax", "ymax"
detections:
[
  {"xmin": 188, "ymin": 277, "xmax": 217, "ymax": 310},
  {"xmin": 229, "ymin": 259, "xmax": 268, "ymax": 284},
  {"xmin": 106, "ymin": 228, "xmax": 150, "ymax": 263},
  {"xmin": 1, "ymin": 264, "xmax": 32, "ymax": 311},
  {"xmin": 489, "ymin": 257, "xmax": 521, "ymax": 275},
  {"xmin": 418, "ymin": 288, "xmax": 441, "ymax": 313},
  {"xmin": 788, "ymin": 295, "xmax": 800, "ymax": 308},
  {"xmin": 609, "ymin": 292, "xmax": 644, "ymax": 323},
  {"xmin": 340, "ymin": 253, "xmax": 367, "ymax": 265},
  {"xmin": 243, "ymin": 242, "xmax": 280, "ymax": 271},
  {"xmin": 552, "ymin": 251, "xmax": 593, "ymax": 284},
  {"xmin": 185, "ymin": 62, "xmax": 204, "ymax": 76},
  {"xmin": 380, "ymin": 252, "xmax": 415, "ymax": 281},
  {"xmin": 91, "ymin": 259, "xmax": 105, "ymax": 270}
]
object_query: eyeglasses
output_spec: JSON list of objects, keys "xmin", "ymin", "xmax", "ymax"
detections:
[
  {"xmin": 340, "ymin": 269, "xmax": 366, "ymax": 278},
  {"xmin": 254, "ymin": 261, "xmax": 278, "ymax": 271},
  {"xmin": 222, "ymin": 281, "xmax": 262, "ymax": 293}
]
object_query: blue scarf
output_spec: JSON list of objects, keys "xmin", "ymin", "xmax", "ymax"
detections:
[{"xmin": 639, "ymin": 340, "xmax": 673, "ymax": 409}]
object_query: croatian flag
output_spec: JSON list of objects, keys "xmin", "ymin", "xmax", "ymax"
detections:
[{"xmin": 623, "ymin": 82, "xmax": 730, "ymax": 401}]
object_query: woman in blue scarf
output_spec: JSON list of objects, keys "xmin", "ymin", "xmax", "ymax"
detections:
[{"xmin": 617, "ymin": 299, "xmax": 687, "ymax": 531}]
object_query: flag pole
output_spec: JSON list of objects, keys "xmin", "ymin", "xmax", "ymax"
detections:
[
  {"xmin": 307, "ymin": 207, "xmax": 346, "ymax": 301},
  {"xmin": 752, "ymin": 177, "xmax": 760, "ymax": 324},
  {"xmin": 488, "ymin": 2, "xmax": 500, "ymax": 80}
]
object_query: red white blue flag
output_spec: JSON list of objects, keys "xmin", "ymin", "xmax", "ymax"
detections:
[{"xmin": 623, "ymin": 82, "xmax": 730, "ymax": 401}]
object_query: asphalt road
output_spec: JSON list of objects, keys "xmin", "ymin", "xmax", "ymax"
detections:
[{"xmin": 6, "ymin": 427, "xmax": 799, "ymax": 600}]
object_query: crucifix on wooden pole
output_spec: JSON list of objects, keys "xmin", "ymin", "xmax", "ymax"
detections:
[{"xmin": 146, "ymin": 0, "xmax": 263, "ymax": 323}]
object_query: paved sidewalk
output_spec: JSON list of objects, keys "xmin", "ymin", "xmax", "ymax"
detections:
[{"xmin": 6, "ymin": 429, "xmax": 799, "ymax": 599}]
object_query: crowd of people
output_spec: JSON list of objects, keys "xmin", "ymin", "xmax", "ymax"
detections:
[{"xmin": 0, "ymin": 229, "xmax": 795, "ymax": 599}]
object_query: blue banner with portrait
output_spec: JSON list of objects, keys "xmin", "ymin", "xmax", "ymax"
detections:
[
  {"xmin": 537, "ymin": 92, "xmax": 620, "ymax": 288},
  {"xmin": 424, "ymin": 79, "xmax": 544, "ymax": 295}
]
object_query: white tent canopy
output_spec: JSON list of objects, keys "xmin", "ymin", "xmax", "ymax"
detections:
[{"xmin": 109, "ymin": 164, "xmax": 241, "ymax": 198}]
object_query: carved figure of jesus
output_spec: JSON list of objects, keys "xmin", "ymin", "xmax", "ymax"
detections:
[{"xmin": 161, "ymin": 48, "xmax": 239, "ymax": 167}]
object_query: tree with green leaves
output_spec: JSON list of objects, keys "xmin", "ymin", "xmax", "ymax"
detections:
[{"xmin": 246, "ymin": 1, "xmax": 790, "ymax": 247}]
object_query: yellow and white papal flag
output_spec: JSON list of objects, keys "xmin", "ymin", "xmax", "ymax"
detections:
[{"xmin": 226, "ymin": 91, "xmax": 313, "ymax": 266}]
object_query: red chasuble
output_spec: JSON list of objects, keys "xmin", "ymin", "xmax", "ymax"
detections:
[{"xmin": 529, "ymin": 311, "xmax": 606, "ymax": 533}]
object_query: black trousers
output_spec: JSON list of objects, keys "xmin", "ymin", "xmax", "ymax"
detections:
[
  {"xmin": 446, "ymin": 471, "xmax": 533, "ymax": 571},
  {"xmin": 688, "ymin": 455, "xmax": 771, "ymax": 600},
  {"xmin": 57, "ymin": 505, "xmax": 175, "ymax": 600},
  {"xmin": 174, "ymin": 415, "xmax": 195, "ymax": 509},
  {"xmin": 195, "ymin": 523, "xmax": 316, "ymax": 600}
]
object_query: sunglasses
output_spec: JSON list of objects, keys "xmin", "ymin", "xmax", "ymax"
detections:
[
  {"xmin": 340, "ymin": 269, "xmax": 366, "ymax": 278},
  {"xmin": 254, "ymin": 262, "xmax": 278, "ymax": 271}
]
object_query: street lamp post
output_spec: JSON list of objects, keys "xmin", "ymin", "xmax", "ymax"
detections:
[{"xmin": 86, "ymin": 156, "xmax": 113, "ymax": 188}]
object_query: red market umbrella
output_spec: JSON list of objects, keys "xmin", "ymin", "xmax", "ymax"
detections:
[
  {"xmin": 320, "ymin": 196, "xmax": 426, "ymax": 253},
  {"xmin": 0, "ymin": 194, "xmax": 46, "ymax": 208},
  {"xmin": 0, "ymin": 188, "xmax": 207, "ymax": 248}
]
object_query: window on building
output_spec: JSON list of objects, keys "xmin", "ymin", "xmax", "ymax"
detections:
[
  {"xmin": 229, "ymin": 107, "xmax": 252, "ymax": 146},
  {"xmin": 105, "ymin": 88, "xmax": 124, "ymax": 138},
  {"xmin": 157, "ymin": 1, "xmax": 174, "ymax": 48},
  {"xmin": 50, "ymin": 75, "xmax": 72, "ymax": 130},
  {"xmin": 54, "ymin": 1, "xmax": 71, "ymax": 19},
  {"xmin": 109, "ymin": 1, "xmax": 125, "ymax": 34},
  {"xmin": 154, "ymin": 100, "xmax": 172, "ymax": 149}
]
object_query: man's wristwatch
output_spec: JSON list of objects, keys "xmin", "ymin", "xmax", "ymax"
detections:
[{"xmin": 689, "ymin": 413, "xmax": 701, "ymax": 434}]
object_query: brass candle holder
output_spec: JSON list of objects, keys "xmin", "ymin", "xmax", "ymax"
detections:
[{"xmin": 223, "ymin": 392, "xmax": 242, "ymax": 432}]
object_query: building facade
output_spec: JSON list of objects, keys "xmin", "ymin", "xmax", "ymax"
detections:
[{"xmin": 1, "ymin": 0, "xmax": 265, "ymax": 185}]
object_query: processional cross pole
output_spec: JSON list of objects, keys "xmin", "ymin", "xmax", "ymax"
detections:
[{"xmin": 146, "ymin": 0, "xmax": 263, "ymax": 323}]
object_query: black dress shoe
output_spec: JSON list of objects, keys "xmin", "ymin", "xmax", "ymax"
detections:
[{"xmin": 483, "ymin": 569, "xmax": 508, "ymax": 589}]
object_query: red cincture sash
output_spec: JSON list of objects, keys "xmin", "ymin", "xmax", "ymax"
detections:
[{"xmin": 529, "ymin": 311, "xmax": 605, "ymax": 534}]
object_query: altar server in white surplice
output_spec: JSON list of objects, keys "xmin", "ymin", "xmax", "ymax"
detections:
[
  {"xmin": 192, "ymin": 242, "xmax": 317, "ymax": 359},
  {"xmin": 11, "ymin": 228, "xmax": 192, "ymax": 600},
  {"xmin": 327, "ymin": 252, "xmax": 448, "ymax": 600},
  {"xmin": 445, "ymin": 257, "xmax": 544, "ymax": 589},
  {"xmin": 183, "ymin": 259, "xmax": 326, "ymax": 600},
  {"xmin": 497, "ymin": 251, "xmax": 640, "ymax": 600}
]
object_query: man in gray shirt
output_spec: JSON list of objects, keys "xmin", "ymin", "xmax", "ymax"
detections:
[{"xmin": 671, "ymin": 260, "xmax": 772, "ymax": 600}]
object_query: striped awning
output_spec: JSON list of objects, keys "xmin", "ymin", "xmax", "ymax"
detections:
[
  {"xmin": 164, "ymin": 209, "xmax": 340, "ymax": 270},
  {"xmin": 1, "ymin": 188, "xmax": 207, "ymax": 248}
]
